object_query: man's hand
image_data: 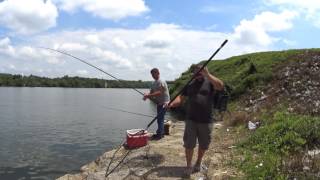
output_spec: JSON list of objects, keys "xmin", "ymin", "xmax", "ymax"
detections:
[
  {"xmin": 143, "ymin": 93, "xmax": 149, "ymax": 101},
  {"xmin": 163, "ymin": 102, "xmax": 170, "ymax": 109},
  {"xmin": 200, "ymin": 67, "xmax": 210, "ymax": 77}
]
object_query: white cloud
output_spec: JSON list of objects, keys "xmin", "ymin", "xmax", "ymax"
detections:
[
  {"xmin": 232, "ymin": 10, "xmax": 297, "ymax": 47},
  {"xmin": 282, "ymin": 39, "xmax": 297, "ymax": 46},
  {"xmin": 9, "ymin": 64, "xmax": 16, "ymax": 69},
  {"xmin": 54, "ymin": 0, "xmax": 149, "ymax": 20},
  {"xmin": 265, "ymin": 0, "xmax": 320, "ymax": 27},
  {"xmin": 0, "ymin": 37, "xmax": 15, "ymax": 56},
  {"xmin": 0, "ymin": 37, "xmax": 11, "ymax": 47},
  {"xmin": 0, "ymin": 17, "xmax": 298, "ymax": 80},
  {"xmin": 46, "ymin": 57, "xmax": 62, "ymax": 64},
  {"xmin": 167, "ymin": 63, "xmax": 174, "ymax": 71},
  {"xmin": 143, "ymin": 39, "xmax": 171, "ymax": 49},
  {"xmin": 1, "ymin": 24, "xmax": 229, "ymax": 80},
  {"xmin": 143, "ymin": 24, "xmax": 176, "ymax": 49},
  {"xmin": 0, "ymin": 37, "xmax": 64, "ymax": 67},
  {"xmin": 58, "ymin": 43, "xmax": 88, "ymax": 51},
  {"xmin": 85, "ymin": 34, "xmax": 101, "ymax": 45},
  {"xmin": 76, "ymin": 69, "xmax": 88, "ymax": 75},
  {"xmin": 0, "ymin": 0, "xmax": 58, "ymax": 34},
  {"xmin": 112, "ymin": 37, "xmax": 128, "ymax": 49},
  {"xmin": 20, "ymin": 46, "xmax": 38, "ymax": 58}
]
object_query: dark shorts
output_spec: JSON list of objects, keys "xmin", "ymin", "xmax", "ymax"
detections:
[{"xmin": 183, "ymin": 120, "xmax": 213, "ymax": 150}]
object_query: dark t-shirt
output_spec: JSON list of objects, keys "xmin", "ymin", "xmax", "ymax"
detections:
[{"xmin": 182, "ymin": 77, "xmax": 215, "ymax": 123}]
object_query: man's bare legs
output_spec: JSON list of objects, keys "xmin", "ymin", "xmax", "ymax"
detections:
[
  {"xmin": 185, "ymin": 147, "xmax": 206, "ymax": 172},
  {"xmin": 194, "ymin": 148, "xmax": 206, "ymax": 172},
  {"xmin": 185, "ymin": 148, "xmax": 194, "ymax": 168}
]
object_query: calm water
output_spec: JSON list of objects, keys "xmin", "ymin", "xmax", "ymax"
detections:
[{"xmin": 0, "ymin": 87, "xmax": 169, "ymax": 180}]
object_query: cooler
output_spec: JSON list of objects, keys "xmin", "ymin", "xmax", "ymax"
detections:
[{"xmin": 126, "ymin": 129, "xmax": 148, "ymax": 149}]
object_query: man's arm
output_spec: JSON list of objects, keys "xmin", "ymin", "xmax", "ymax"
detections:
[
  {"xmin": 168, "ymin": 95, "xmax": 185, "ymax": 108},
  {"xmin": 201, "ymin": 67, "xmax": 224, "ymax": 91},
  {"xmin": 143, "ymin": 82, "xmax": 165, "ymax": 99},
  {"xmin": 144, "ymin": 90, "xmax": 162, "ymax": 99}
]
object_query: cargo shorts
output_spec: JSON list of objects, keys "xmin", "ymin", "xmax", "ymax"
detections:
[{"xmin": 183, "ymin": 120, "xmax": 213, "ymax": 150}]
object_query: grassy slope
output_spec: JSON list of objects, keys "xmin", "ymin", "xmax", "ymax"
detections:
[
  {"xmin": 170, "ymin": 48, "xmax": 320, "ymax": 179},
  {"xmin": 171, "ymin": 49, "xmax": 319, "ymax": 99}
]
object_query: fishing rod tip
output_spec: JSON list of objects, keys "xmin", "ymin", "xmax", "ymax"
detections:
[{"xmin": 222, "ymin": 39, "xmax": 228, "ymax": 46}]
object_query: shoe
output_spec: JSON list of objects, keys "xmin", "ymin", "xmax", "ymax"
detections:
[
  {"xmin": 151, "ymin": 134, "xmax": 163, "ymax": 140},
  {"xmin": 193, "ymin": 163, "xmax": 207, "ymax": 173},
  {"xmin": 193, "ymin": 163, "xmax": 201, "ymax": 173},
  {"xmin": 182, "ymin": 167, "xmax": 192, "ymax": 178}
]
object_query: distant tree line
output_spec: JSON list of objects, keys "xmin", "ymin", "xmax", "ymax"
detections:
[{"xmin": 0, "ymin": 73, "xmax": 154, "ymax": 88}]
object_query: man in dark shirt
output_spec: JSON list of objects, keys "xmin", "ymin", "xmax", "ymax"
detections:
[{"xmin": 168, "ymin": 64, "xmax": 224, "ymax": 176}]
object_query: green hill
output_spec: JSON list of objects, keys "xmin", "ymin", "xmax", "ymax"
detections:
[
  {"xmin": 171, "ymin": 48, "xmax": 319, "ymax": 99},
  {"xmin": 170, "ymin": 49, "xmax": 320, "ymax": 179}
]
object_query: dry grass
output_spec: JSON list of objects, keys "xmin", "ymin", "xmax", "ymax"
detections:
[{"xmin": 224, "ymin": 111, "xmax": 251, "ymax": 127}]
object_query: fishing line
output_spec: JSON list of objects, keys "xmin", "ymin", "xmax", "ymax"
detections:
[
  {"xmin": 37, "ymin": 47, "xmax": 145, "ymax": 96},
  {"xmin": 101, "ymin": 105, "xmax": 171, "ymax": 124},
  {"xmin": 101, "ymin": 105, "xmax": 155, "ymax": 118}
]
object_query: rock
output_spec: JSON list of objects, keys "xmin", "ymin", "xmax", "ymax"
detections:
[
  {"xmin": 56, "ymin": 174, "xmax": 83, "ymax": 180},
  {"xmin": 214, "ymin": 123, "xmax": 223, "ymax": 129}
]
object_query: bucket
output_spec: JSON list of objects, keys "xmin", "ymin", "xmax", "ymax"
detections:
[
  {"xmin": 164, "ymin": 121, "xmax": 171, "ymax": 135},
  {"xmin": 126, "ymin": 129, "xmax": 148, "ymax": 149}
]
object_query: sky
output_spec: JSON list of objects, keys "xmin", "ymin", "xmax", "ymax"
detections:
[{"xmin": 0, "ymin": 0, "xmax": 319, "ymax": 81}]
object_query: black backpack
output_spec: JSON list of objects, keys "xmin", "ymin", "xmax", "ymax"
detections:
[{"xmin": 213, "ymin": 84, "xmax": 232, "ymax": 112}]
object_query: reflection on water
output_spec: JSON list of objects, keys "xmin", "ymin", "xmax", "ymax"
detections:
[{"xmin": 0, "ymin": 87, "xmax": 174, "ymax": 179}]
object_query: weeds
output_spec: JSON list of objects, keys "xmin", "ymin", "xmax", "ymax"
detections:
[{"xmin": 236, "ymin": 112, "xmax": 320, "ymax": 179}]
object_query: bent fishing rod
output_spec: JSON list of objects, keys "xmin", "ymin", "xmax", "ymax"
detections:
[
  {"xmin": 146, "ymin": 39, "xmax": 228, "ymax": 129},
  {"xmin": 38, "ymin": 47, "xmax": 145, "ymax": 96},
  {"xmin": 104, "ymin": 39, "xmax": 229, "ymax": 177}
]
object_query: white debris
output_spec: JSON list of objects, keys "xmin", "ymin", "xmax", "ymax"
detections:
[
  {"xmin": 248, "ymin": 121, "xmax": 257, "ymax": 130},
  {"xmin": 307, "ymin": 149, "xmax": 320, "ymax": 156}
]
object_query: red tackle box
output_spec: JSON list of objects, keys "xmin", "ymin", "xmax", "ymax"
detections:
[{"xmin": 126, "ymin": 129, "xmax": 149, "ymax": 149}]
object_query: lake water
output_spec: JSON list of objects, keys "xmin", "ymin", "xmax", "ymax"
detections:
[{"xmin": 0, "ymin": 87, "xmax": 173, "ymax": 180}]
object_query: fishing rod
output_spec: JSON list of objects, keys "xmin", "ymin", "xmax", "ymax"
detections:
[
  {"xmin": 104, "ymin": 39, "xmax": 229, "ymax": 178},
  {"xmin": 146, "ymin": 39, "xmax": 228, "ymax": 129},
  {"xmin": 40, "ymin": 40, "xmax": 228, "ymax": 177},
  {"xmin": 38, "ymin": 47, "xmax": 145, "ymax": 96}
]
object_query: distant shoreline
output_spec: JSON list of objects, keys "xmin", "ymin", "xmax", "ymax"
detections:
[{"xmin": 0, "ymin": 73, "xmax": 157, "ymax": 88}]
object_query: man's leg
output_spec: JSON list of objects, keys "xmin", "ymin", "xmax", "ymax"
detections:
[
  {"xmin": 185, "ymin": 148, "xmax": 194, "ymax": 168},
  {"xmin": 183, "ymin": 120, "xmax": 197, "ymax": 176},
  {"xmin": 157, "ymin": 105, "xmax": 165, "ymax": 136},
  {"xmin": 194, "ymin": 122, "xmax": 213, "ymax": 171},
  {"xmin": 156, "ymin": 105, "xmax": 165, "ymax": 137},
  {"xmin": 194, "ymin": 148, "xmax": 206, "ymax": 170}
]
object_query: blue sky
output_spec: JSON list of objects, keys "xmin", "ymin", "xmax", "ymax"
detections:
[{"xmin": 0, "ymin": 0, "xmax": 319, "ymax": 81}]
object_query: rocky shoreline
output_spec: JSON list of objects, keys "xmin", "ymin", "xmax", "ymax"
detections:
[{"xmin": 57, "ymin": 120, "xmax": 240, "ymax": 180}]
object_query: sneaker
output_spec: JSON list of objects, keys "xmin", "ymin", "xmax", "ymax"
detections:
[
  {"xmin": 151, "ymin": 134, "xmax": 163, "ymax": 140},
  {"xmin": 193, "ymin": 163, "xmax": 201, "ymax": 173},
  {"xmin": 193, "ymin": 163, "xmax": 207, "ymax": 173},
  {"xmin": 182, "ymin": 167, "xmax": 192, "ymax": 178}
]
